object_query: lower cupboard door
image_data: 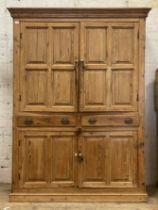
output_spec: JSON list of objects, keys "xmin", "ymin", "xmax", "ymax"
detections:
[
  {"xmin": 78, "ymin": 131, "xmax": 138, "ymax": 188},
  {"xmin": 18, "ymin": 131, "xmax": 77, "ymax": 189}
]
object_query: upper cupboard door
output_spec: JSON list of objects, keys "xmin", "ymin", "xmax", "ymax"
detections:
[
  {"xmin": 20, "ymin": 22, "xmax": 79, "ymax": 112},
  {"xmin": 80, "ymin": 22, "xmax": 139, "ymax": 112}
]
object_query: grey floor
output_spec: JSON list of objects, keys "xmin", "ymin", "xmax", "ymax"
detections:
[{"xmin": 0, "ymin": 184, "xmax": 158, "ymax": 210}]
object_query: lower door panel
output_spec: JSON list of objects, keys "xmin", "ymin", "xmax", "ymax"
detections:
[
  {"xmin": 78, "ymin": 131, "xmax": 138, "ymax": 188},
  {"xmin": 17, "ymin": 130, "xmax": 77, "ymax": 189}
]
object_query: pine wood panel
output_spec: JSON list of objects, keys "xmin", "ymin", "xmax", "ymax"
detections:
[
  {"xmin": 18, "ymin": 131, "xmax": 49, "ymax": 188},
  {"xmin": 80, "ymin": 22, "xmax": 138, "ymax": 112},
  {"xmin": 18, "ymin": 131, "xmax": 77, "ymax": 189},
  {"xmin": 78, "ymin": 132, "xmax": 108, "ymax": 188},
  {"xmin": 108, "ymin": 131, "xmax": 137, "ymax": 187},
  {"xmin": 51, "ymin": 23, "xmax": 79, "ymax": 112},
  {"xmin": 78, "ymin": 131, "xmax": 137, "ymax": 188},
  {"xmin": 110, "ymin": 23, "xmax": 139, "ymax": 111},
  {"xmin": 20, "ymin": 22, "xmax": 79, "ymax": 112},
  {"xmin": 80, "ymin": 22, "xmax": 108, "ymax": 111}
]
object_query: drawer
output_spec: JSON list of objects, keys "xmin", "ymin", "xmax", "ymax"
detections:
[
  {"xmin": 81, "ymin": 115, "xmax": 139, "ymax": 127},
  {"xmin": 17, "ymin": 115, "xmax": 77, "ymax": 127}
]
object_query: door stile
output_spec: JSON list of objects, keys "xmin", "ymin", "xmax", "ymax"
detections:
[
  {"xmin": 106, "ymin": 24, "xmax": 112, "ymax": 109},
  {"xmin": 48, "ymin": 26, "xmax": 53, "ymax": 109}
]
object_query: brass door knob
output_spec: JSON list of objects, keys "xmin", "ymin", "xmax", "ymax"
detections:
[{"xmin": 78, "ymin": 152, "xmax": 84, "ymax": 162}]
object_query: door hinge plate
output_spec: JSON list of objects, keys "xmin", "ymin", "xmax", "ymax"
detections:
[
  {"xmin": 19, "ymin": 95, "xmax": 22, "ymax": 101},
  {"xmin": 137, "ymin": 94, "xmax": 139, "ymax": 101}
]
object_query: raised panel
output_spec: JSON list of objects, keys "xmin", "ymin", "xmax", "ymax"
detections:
[
  {"xmin": 111, "ymin": 26, "xmax": 135, "ymax": 65},
  {"xmin": 24, "ymin": 26, "xmax": 49, "ymax": 65},
  {"xmin": 25, "ymin": 136, "xmax": 47, "ymax": 182},
  {"xmin": 111, "ymin": 69, "xmax": 137, "ymax": 110},
  {"xmin": 19, "ymin": 132, "xmax": 49, "ymax": 188},
  {"xmin": 79, "ymin": 132, "xmax": 108, "ymax": 188},
  {"xmin": 80, "ymin": 22, "xmax": 108, "ymax": 112},
  {"xmin": 20, "ymin": 22, "xmax": 79, "ymax": 112},
  {"xmin": 51, "ymin": 133, "xmax": 77, "ymax": 187},
  {"xmin": 108, "ymin": 131, "xmax": 137, "ymax": 187},
  {"xmin": 85, "ymin": 26, "xmax": 107, "ymax": 64},
  {"xmin": 51, "ymin": 24, "xmax": 79, "ymax": 112},
  {"xmin": 53, "ymin": 28, "xmax": 74, "ymax": 65},
  {"xmin": 52, "ymin": 70, "xmax": 75, "ymax": 109},
  {"xmin": 25, "ymin": 70, "xmax": 48, "ymax": 106},
  {"xmin": 81, "ymin": 70, "xmax": 107, "ymax": 111}
]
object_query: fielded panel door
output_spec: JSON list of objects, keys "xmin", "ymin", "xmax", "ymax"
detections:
[
  {"xmin": 107, "ymin": 131, "xmax": 138, "ymax": 188},
  {"xmin": 78, "ymin": 132, "xmax": 109, "ymax": 188},
  {"xmin": 50, "ymin": 132, "xmax": 77, "ymax": 188},
  {"xmin": 80, "ymin": 22, "xmax": 139, "ymax": 112},
  {"xmin": 18, "ymin": 131, "xmax": 50, "ymax": 189},
  {"xmin": 20, "ymin": 22, "xmax": 79, "ymax": 112},
  {"xmin": 78, "ymin": 131, "xmax": 138, "ymax": 188},
  {"xmin": 18, "ymin": 131, "xmax": 77, "ymax": 189}
]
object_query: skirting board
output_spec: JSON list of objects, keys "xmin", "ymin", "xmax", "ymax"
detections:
[{"xmin": 10, "ymin": 192, "xmax": 148, "ymax": 202}]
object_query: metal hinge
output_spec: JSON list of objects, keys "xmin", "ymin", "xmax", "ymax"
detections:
[
  {"xmin": 137, "ymin": 94, "xmax": 139, "ymax": 101},
  {"xmin": 19, "ymin": 95, "xmax": 22, "ymax": 101},
  {"xmin": 137, "ymin": 31, "xmax": 139, "ymax": 40},
  {"xmin": 20, "ymin": 32, "xmax": 22, "ymax": 39}
]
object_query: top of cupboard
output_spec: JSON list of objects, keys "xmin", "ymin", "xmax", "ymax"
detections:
[{"xmin": 8, "ymin": 7, "xmax": 151, "ymax": 19}]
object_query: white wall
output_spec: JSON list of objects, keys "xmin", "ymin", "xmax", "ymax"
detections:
[{"xmin": 0, "ymin": 0, "xmax": 158, "ymax": 185}]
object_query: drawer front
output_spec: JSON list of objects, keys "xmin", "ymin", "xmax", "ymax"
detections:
[
  {"xmin": 81, "ymin": 115, "xmax": 139, "ymax": 127},
  {"xmin": 17, "ymin": 115, "xmax": 77, "ymax": 127}
]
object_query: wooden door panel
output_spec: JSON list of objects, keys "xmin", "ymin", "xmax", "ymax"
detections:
[
  {"xmin": 111, "ymin": 26, "xmax": 135, "ymax": 65},
  {"xmin": 80, "ymin": 22, "xmax": 138, "ymax": 112},
  {"xmin": 53, "ymin": 27, "xmax": 75, "ymax": 65},
  {"xmin": 19, "ymin": 132, "xmax": 49, "ymax": 188},
  {"xmin": 51, "ymin": 134, "xmax": 77, "ymax": 187},
  {"xmin": 24, "ymin": 136, "xmax": 47, "ymax": 182},
  {"xmin": 18, "ymin": 131, "xmax": 77, "ymax": 189},
  {"xmin": 51, "ymin": 24, "xmax": 79, "ymax": 112},
  {"xmin": 20, "ymin": 22, "xmax": 79, "ymax": 112},
  {"xmin": 111, "ymin": 69, "xmax": 136, "ymax": 110},
  {"xmin": 20, "ymin": 23, "xmax": 50, "ymax": 112},
  {"xmin": 85, "ymin": 26, "xmax": 107, "ymax": 64},
  {"xmin": 52, "ymin": 70, "xmax": 75, "ymax": 110},
  {"xmin": 82, "ymin": 70, "xmax": 107, "ymax": 111},
  {"xmin": 79, "ymin": 132, "xmax": 108, "ymax": 188},
  {"xmin": 25, "ymin": 70, "xmax": 48, "ymax": 106},
  {"xmin": 110, "ymin": 23, "xmax": 138, "ymax": 111},
  {"xmin": 108, "ymin": 131, "xmax": 137, "ymax": 187},
  {"xmin": 80, "ymin": 23, "xmax": 108, "ymax": 111},
  {"xmin": 24, "ymin": 26, "xmax": 48, "ymax": 65}
]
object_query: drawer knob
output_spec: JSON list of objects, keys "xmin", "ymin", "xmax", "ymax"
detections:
[
  {"xmin": 88, "ymin": 117, "xmax": 97, "ymax": 124},
  {"xmin": 24, "ymin": 117, "xmax": 33, "ymax": 125},
  {"xmin": 61, "ymin": 117, "xmax": 70, "ymax": 125},
  {"xmin": 124, "ymin": 118, "xmax": 133, "ymax": 124}
]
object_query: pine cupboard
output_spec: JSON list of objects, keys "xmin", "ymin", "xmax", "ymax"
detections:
[{"xmin": 8, "ymin": 8, "xmax": 150, "ymax": 202}]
